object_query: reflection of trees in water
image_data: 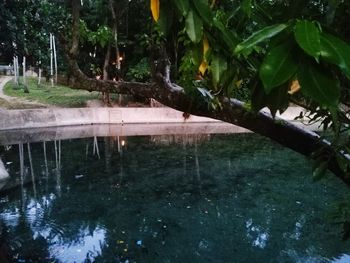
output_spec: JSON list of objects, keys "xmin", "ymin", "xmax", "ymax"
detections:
[
  {"xmin": 0, "ymin": 135, "xmax": 349, "ymax": 262},
  {"xmin": 150, "ymin": 134, "xmax": 211, "ymax": 146}
]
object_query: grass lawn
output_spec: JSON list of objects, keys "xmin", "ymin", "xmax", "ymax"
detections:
[{"xmin": 3, "ymin": 77, "xmax": 103, "ymax": 107}]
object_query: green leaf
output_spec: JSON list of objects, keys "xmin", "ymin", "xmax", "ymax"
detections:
[
  {"xmin": 192, "ymin": 0, "xmax": 212, "ymax": 25},
  {"xmin": 190, "ymin": 44, "xmax": 202, "ymax": 66},
  {"xmin": 210, "ymin": 55, "xmax": 227, "ymax": 85},
  {"xmin": 241, "ymin": 0, "xmax": 253, "ymax": 17},
  {"xmin": 294, "ymin": 20, "xmax": 321, "ymax": 60},
  {"xmin": 185, "ymin": 9, "xmax": 203, "ymax": 43},
  {"xmin": 213, "ymin": 18, "xmax": 239, "ymax": 51},
  {"xmin": 259, "ymin": 42, "xmax": 298, "ymax": 93},
  {"xmin": 158, "ymin": 2, "xmax": 173, "ymax": 36},
  {"xmin": 251, "ymin": 84, "xmax": 289, "ymax": 117},
  {"xmin": 234, "ymin": 23, "xmax": 288, "ymax": 54},
  {"xmin": 298, "ymin": 62, "xmax": 340, "ymax": 108},
  {"xmin": 320, "ymin": 32, "xmax": 350, "ymax": 79},
  {"xmin": 173, "ymin": 0, "xmax": 189, "ymax": 16}
]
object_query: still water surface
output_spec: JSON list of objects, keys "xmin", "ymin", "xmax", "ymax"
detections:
[{"xmin": 0, "ymin": 132, "xmax": 350, "ymax": 262}]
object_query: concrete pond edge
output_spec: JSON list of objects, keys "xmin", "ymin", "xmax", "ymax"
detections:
[{"xmin": 0, "ymin": 107, "xmax": 223, "ymax": 131}]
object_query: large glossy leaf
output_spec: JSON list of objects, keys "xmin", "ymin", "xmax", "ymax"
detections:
[
  {"xmin": 298, "ymin": 63, "xmax": 340, "ymax": 108},
  {"xmin": 259, "ymin": 42, "xmax": 298, "ymax": 93},
  {"xmin": 150, "ymin": 0, "xmax": 160, "ymax": 22},
  {"xmin": 251, "ymin": 84, "xmax": 289, "ymax": 117},
  {"xmin": 158, "ymin": 2, "xmax": 173, "ymax": 36},
  {"xmin": 294, "ymin": 20, "xmax": 321, "ymax": 60},
  {"xmin": 234, "ymin": 24, "xmax": 288, "ymax": 54},
  {"xmin": 192, "ymin": 0, "xmax": 212, "ymax": 25},
  {"xmin": 320, "ymin": 32, "xmax": 350, "ymax": 79},
  {"xmin": 185, "ymin": 10, "xmax": 203, "ymax": 43},
  {"xmin": 210, "ymin": 55, "xmax": 227, "ymax": 85},
  {"xmin": 173, "ymin": 0, "xmax": 189, "ymax": 16}
]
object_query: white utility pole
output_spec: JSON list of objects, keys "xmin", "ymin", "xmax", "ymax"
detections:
[
  {"xmin": 38, "ymin": 50, "xmax": 42, "ymax": 85},
  {"xmin": 13, "ymin": 56, "xmax": 17, "ymax": 85},
  {"xmin": 22, "ymin": 56, "xmax": 26, "ymax": 87},
  {"xmin": 50, "ymin": 33, "xmax": 54, "ymax": 87},
  {"xmin": 53, "ymin": 35, "xmax": 58, "ymax": 84}
]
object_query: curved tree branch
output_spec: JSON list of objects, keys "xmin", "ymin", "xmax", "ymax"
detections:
[{"xmin": 66, "ymin": 0, "xmax": 350, "ymax": 186}]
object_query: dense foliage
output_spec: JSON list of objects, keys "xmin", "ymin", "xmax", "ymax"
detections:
[{"xmin": 149, "ymin": 0, "xmax": 350, "ymax": 179}]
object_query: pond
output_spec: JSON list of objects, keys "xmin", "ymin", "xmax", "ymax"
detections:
[{"xmin": 0, "ymin": 124, "xmax": 349, "ymax": 263}]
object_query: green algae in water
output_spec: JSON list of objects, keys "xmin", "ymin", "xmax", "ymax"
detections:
[{"xmin": 0, "ymin": 133, "xmax": 350, "ymax": 262}]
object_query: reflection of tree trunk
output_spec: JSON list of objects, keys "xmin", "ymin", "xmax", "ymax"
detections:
[
  {"xmin": 19, "ymin": 143, "xmax": 24, "ymax": 183},
  {"xmin": 19, "ymin": 143, "xmax": 25, "ymax": 211},
  {"xmin": 43, "ymin": 141, "xmax": 49, "ymax": 193},
  {"xmin": 27, "ymin": 143, "xmax": 37, "ymax": 198},
  {"xmin": 117, "ymin": 136, "xmax": 121, "ymax": 153},
  {"xmin": 85, "ymin": 141, "xmax": 89, "ymax": 160},
  {"xmin": 119, "ymin": 150, "xmax": 123, "ymax": 184},
  {"xmin": 104, "ymin": 137, "xmax": 112, "ymax": 175},
  {"xmin": 183, "ymin": 138, "xmax": 187, "ymax": 176},
  {"xmin": 58, "ymin": 140, "xmax": 61, "ymax": 167},
  {"xmin": 54, "ymin": 140, "xmax": 61, "ymax": 196},
  {"xmin": 93, "ymin": 136, "xmax": 100, "ymax": 159},
  {"xmin": 194, "ymin": 142, "xmax": 202, "ymax": 194}
]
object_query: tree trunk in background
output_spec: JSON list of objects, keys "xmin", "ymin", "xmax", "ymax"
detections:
[
  {"xmin": 109, "ymin": 0, "xmax": 122, "ymax": 105},
  {"xmin": 102, "ymin": 44, "xmax": 111, "ymax": 105}
]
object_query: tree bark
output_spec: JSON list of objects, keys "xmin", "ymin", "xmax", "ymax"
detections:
[
  {"xmin": 102, "ymin": 44, "xmax": 111, "ymax": 105},
  {"xmin": 66, "ymin": 0, "xmax": 350, "ymax": 186}
]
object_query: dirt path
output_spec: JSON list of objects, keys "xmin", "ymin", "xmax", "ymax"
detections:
[
  {"xmin": 0, "ymin": 76, "xmax": 46, "ymax": 108},
  {"xmin": 0, "ymin": 76, "xmax": 15, "ymax": 101}
]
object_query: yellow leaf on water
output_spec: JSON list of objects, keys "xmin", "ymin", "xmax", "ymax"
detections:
[
  {"xmin": 288, "ymin": 79, "xmax": 301, "ymax": 95},
  {"xmin": 151, "ymin": 0, "xmax": 160, "ymax": 22}
]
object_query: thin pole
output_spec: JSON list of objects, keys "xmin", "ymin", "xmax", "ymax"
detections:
[
  {"xmin": 38, "ymin": 51, "xmax": 42, "ymax": 85},
  {"xmin": 22, "ymin": 56, "xmax": 26, "ymax": 87},
  {"xmin": 15, "ymin": 56, "xmax": 19, "ymax": 84},
  {"xmin": 13, "ymin": 56, "xmax": 17, "ymax": 84},
  {"xmin": 53, "ymin": 35, "xmax": 58, "ymax": 84},
  {"xmin": 50, "ymin": 33, "xmax": 54, "ymax": 87}
]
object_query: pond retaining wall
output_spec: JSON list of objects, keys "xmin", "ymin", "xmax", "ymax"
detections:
[{"xmin": 0, "ymin": 107, "xmax": 221, "ymax": 131}]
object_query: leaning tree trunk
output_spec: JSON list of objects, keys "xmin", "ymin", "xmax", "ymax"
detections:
[{"xmin": 65, "ymin": 0, "xmax": 350, "ymax": 187}]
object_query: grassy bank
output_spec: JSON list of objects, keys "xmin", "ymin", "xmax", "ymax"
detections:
[{"xmin": 4, "ymin": 77, "xmax": 102, "ymax": 107}]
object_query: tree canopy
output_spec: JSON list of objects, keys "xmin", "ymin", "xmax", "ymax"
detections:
[{"xmin": 2, "ymin": 0, "xmax": 350, "ymax": 185}]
